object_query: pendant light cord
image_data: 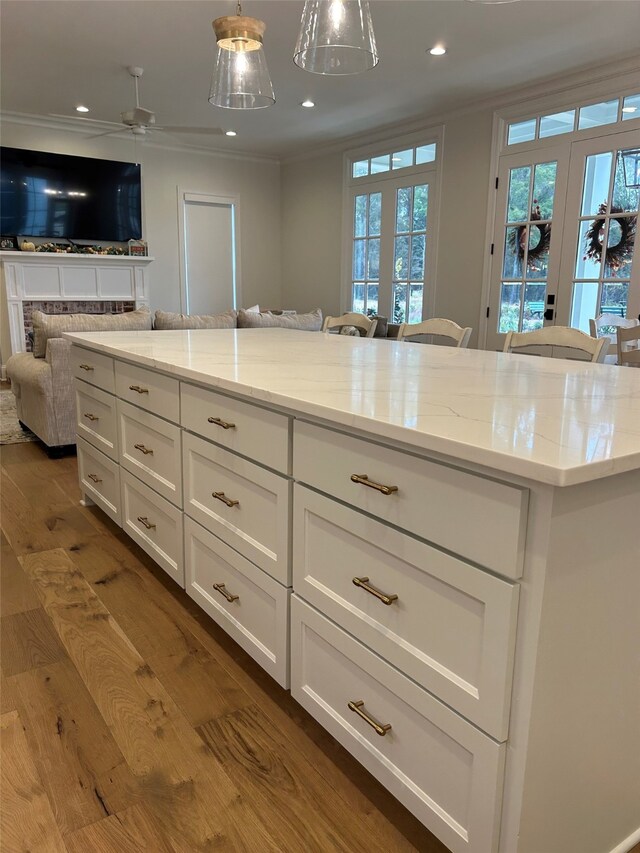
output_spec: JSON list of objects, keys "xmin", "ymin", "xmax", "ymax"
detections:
[{"xmin": 236, "ymin": 2, "xmax": 242, "ymax": 14}]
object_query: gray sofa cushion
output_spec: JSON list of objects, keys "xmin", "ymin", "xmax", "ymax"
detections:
[
  {"xmin": 154, "ymin": 309, "xmax": 237, "ymax": 330},
  {"xmin": 237, "ymin": 308, "xmax": 323, "ymax": 331},
  {"xmin": 32, "ymin": 306, "xmax": 152, "ymax": 357}
]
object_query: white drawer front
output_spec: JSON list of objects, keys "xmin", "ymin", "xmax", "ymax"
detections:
[
  {"xmin": 291, "ymin": 596, "xmax": 505, "ymax": 853},
  {"xmin": 183, "ymin": 432, "xmax": 291, "ymax": 586},
  {"xmin": 115, "ymin": 361, "xmax": 179, "ymax": 422},
  {"xmin": 294, "ymin": 421, "xmax": 528, "ymax": 579},
  {"xmin": 293, "ymin": 486, "xmax": 518, "ymax": 740},
  {"xmin": 185, "ymin": 517, "xmax": 290, "ymax": 687},
  {"xmin": 121, "ymin": 469, "xmax": 184, "ymax": 586},
  {"xmin": 118, "ymin": 399, "xmax": 182, "ymax": 507},
  {"xmin": 75, "ymin": 379, "xmax": 118, "ymax": 460},
  {"xmin": 71, "ymin": 346, "xmax": 114, "ymax": 393},
  {"xmin": 181, "ymin": 382, "xmax": 290, "ymax": 474},
  {"xmin": 77, "ymin": 437, "xmax": 121, "ymax": 526}
]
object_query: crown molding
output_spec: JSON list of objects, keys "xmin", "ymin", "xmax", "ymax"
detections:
[
  {"xmin": 280, "ymin": 53, "xmax": 640, "ymax": 166},
  {"xmin": 0, "ymin": 112, "xmax": 280, "ymax": 165}
]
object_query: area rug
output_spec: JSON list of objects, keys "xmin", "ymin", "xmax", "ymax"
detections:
[{"xmin": 0, "ymin": 389, "xmax": 37, "ymax": 445}]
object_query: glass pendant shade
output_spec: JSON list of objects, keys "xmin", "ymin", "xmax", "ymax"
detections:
[
  {"xmin": 294, "ymin": 0, "xmax": 378, "ymax": 76},
  {"xmin": 209, "ymin": 14, "xmax": 275, "ymax": 109}
]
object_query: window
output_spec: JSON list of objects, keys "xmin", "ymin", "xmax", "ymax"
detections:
[
  {"xmin": 346, "ymin": 131, "xmax": 441, "ymax": 323},
  {"xmin": 506, "ymin": 93, "xmax": 639, "ymax": 147}
]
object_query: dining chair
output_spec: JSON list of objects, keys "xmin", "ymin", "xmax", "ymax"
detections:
[
  {"xmin": 503, "ymin": 326, "xmax": 608, "ymax": 363},
  {"xmin": 322, "ymin": 313, "xmax": 378, "ymax": 338},
  {"xmin": 589, "ymin": 313, "xmax": 639, "ymax": 362},
  {"xmin": 397, "ymin": 318, "xmax": 472, "ymax": 348},
  {"xmin": 616, "ymin": 325, "xmax": 640, "ymax": 367}
]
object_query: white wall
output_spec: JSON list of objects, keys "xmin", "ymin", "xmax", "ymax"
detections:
[
  {"xmin": 280, "ymin": 151, "xmax": 344, "ymax": 315},
  {"xmin": 280, "ymin": 110, "xmax": 494, "ymax": 345},
  {"xmin": 1, "ymin": 121, "xmax": 282, "ymax": 362}
]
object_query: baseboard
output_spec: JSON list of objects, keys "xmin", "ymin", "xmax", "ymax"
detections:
[{"xmin": 609, "ymin": 826, "xmax": 640, "ymax": 853}]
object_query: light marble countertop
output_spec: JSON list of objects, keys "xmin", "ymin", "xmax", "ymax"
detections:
[{"xmin": 65, "ymin": 328, "xmax": 640, "ymax": 487}]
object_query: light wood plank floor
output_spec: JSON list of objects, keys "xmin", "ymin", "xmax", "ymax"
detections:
[{"xmin": 0, "ymin": 441, "xmax": 449, "ymax": 852}]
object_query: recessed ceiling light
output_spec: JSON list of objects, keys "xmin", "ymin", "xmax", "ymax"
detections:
[
  {"xmin": 76, "ymin": 105, "xmax": 90, "ymax": 113},
  {"xmin": 225, "ymin": 130, "xmax": 237, "ymax": 136},
  {"xmin": 622, "ymin": 106, "xmax": 637, "ymax": 113},
  {"xmin": 429, "ymin": 46, "xmax": 447, "ymax": 56},
  {"xmin": 301, "ymin": 99, "xmax": 315, "ymax": 108}
]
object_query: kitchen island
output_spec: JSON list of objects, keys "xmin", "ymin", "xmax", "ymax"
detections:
[{"xmin": 66, "ymin": 328, "xmax": 640, "ymax": 853}]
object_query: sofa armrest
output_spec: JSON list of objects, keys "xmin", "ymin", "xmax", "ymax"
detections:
[{"xmin": 45, "ymin": 338, "xmax": 76, "ymax": 443}]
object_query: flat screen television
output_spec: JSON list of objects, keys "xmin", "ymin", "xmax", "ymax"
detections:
[{"xmin": 0, "ymin": 147, "xmax": 142, "ymax": 242}]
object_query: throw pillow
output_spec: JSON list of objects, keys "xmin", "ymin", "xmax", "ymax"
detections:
[
  {"xmin": 237, "ymin": 308, "xmax": 323, "ymax": 332},
  {"xmin": 32, "ymin": 306, "xmax": 152, "ymax": 358},
  {"xmin": 154, "ymin": 310, "xmax": 237, "ymax": 330}
]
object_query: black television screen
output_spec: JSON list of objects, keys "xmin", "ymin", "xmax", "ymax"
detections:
[{"xmin": 0, "ymin": 147, "xmax": 142, "ymax": 242}]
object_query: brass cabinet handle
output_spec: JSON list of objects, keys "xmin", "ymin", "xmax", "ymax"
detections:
[
  {"xmin": 348, "ymin": 700, "xmax": 392, "ymax": 737},
  {"xmin": 207, "ymin": 416, "xmax": 236, "ymax": 430},
  {"xmin": 212, "ymin": 491, "xmax": 240, "ymax": 508},
  {"xmin": 87, "ymin": 473, "xmax": 102, "ymax": 484},
  {"xmin": 129, "ymin": 384, "xmax": 149, "ymax": 394},
  {"xmin": 83, "ymin": 412, "xmax": 99, "ymax": 422},
  {"xmin": 134, "ymin": 443, "xmax": 154, "ymax": 455},
  {"xmin": 136, "ymin": 516, "xmax": 156, "ymax": 530},
  {"xmin": 212, "ymin": 582, "xmax": 240, "ymax": 603},
  {"xmin": 352, "ymin": 576, "xmax": 398, "ymax": 606},
  {"xmin": 350, "ymin": 474, "xmax": 398, "ymax": 496},
  {"xmin": 79, "ymin": 363, "xmax": 94, "ymax": 371}
]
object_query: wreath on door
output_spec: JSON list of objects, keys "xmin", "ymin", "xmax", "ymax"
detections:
[
  {"xmin": 584, "ymin": 203, "xmax": 636, "ymax": 272},
  {"xmin": 512, "ymin": 202, "xmax": 551, "ymax": 272}
]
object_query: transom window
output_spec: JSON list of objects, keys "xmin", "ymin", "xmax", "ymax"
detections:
[
  {"xmin": 507, "ymin": 93, "xmax": 640, "ymax": 146},
  {"xmin": 352, "ymin": 142, "xmax": 436, "ymax": 179}
]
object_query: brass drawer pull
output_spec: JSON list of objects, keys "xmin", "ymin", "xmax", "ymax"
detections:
[
  {"xmin": 129, "ymin": 384, "xmax": 149, "ymax": 394},
  {"xmin": 212, "ymin": 582, "xmax": 240, "ymax": 603},
  {"xmin": 352, "ymin": 576, "xmax": 398, "ymax": 606},
  {"xmin": 83, "ymin": 412, "xmax": 99, "ymax": 422},
  {"xmin": 134, "ymin": 443, "xmax": 154, "ymax": 455},
  {"xmin": 348, "ymin": 700, "xmax": 392, "ymax": 737},
  {"xmin": 136, "ymin": 516, "xmax": 156, "ymax": 530},
  {"xmin": 79, "ymin": 363, "xmax": 94, "ymax": 371},
  {"xmin": 87, "ymin": 473, "xmax": 102, "ymax": 484},
  {"xmin": 208, "ymin": 416, "xmax": 236, "ymax": 430},
  {"xmin": 212, "ymin": 491, "xmax": 240, "ymax": 508},
  {"xmin": 350, "ymin": 474, "xmax": 398, "ymax": 496}
]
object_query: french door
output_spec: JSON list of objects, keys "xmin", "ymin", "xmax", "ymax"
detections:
[
  {"xmin": 486, "ymin": 145, "xmax": 570, "ymax": 351},
  {"xmin": 555, "ymin": 129, "xmax": 640, "ymax": 331},
  {"xmin": 349, "ymin": 173, "xmax": 438, "ymax": 324},
  {"xmin": 487, "ymin": 129, "xmax": 640, "ymax": 350}
]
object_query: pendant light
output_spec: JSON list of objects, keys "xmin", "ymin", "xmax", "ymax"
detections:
[
  {"xmin": 294, "ymin": 0, "xmax": 378, "ymax": 76},
  {"xmin": 209, "ymin": 2, "xmax": 275, "ymax": 109}
]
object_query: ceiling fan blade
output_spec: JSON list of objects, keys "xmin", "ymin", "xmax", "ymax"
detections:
[
  {"xmin": 160, "ymin": 126, "xmax": 224, "ymax": 135},
  {"xmin": 48, "ymin": 113, "xmax": 124, "ymax": 127},
  {"xmin": 85, "ymin": 127, "xmax": 129, "ymax": 140}
]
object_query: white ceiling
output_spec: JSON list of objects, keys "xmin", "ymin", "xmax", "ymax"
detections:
[{"xmin": 1, "ymin": 1, "xmax": 639, "ymax": 158}]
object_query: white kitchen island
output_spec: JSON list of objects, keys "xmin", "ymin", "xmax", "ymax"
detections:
[{"xmin": 66, "ymin": 328, "xmax": 640, "ymax": 853}]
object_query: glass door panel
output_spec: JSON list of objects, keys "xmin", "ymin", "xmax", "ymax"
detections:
[
  {"xmin": 555, "ymin": 130, "xmax": 640, "ymax": 333},
  {"xmin": 486, "ymin": 146, "xmax": 569, "ymax": 351},
  {"xmin": 349, "ymin": 174, "xmax": 437, "ymax": 323}
]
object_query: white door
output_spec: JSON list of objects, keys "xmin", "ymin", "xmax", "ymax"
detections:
[
  {"xmin": 179, "ymin": 192, "xmax": 239, "ymax": 315},
  {"xmin": 486, "ymin": 146, "xmax": 570, "ymax": 351},
  {"xmin": 555, "ymin": 129, "xmax": 640, "ymax": 331},
  {"xmin": 349, "ymin": 174, "xmax": 438, "ymax": 324}
]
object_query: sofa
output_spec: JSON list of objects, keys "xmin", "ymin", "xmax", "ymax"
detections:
[{"xmin": 6, "ymin": 306, "xmax": 324, "ymax": 453}]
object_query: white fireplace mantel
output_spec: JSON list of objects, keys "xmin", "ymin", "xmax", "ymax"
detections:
[{"xmin": 1, "ymin": 251, "xmax": 153, "ymax": 355}]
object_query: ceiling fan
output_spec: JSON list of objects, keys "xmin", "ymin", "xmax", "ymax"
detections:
[{"xmin": 49, "ymin": 66, "xmax": 224, "ymax": 140}]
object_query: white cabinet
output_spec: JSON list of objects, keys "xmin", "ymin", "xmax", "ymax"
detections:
[
  {"xmin": 77, "ymin": 437, "xmax": 121, "ymax": 525},
  {"xmin": 291, "ymin": 596, "xmax": 506, "ymax": 853},
  {"xmin": 185, "ymin": 517, "xmax": 290, "ymax": 687},
  {"xmin": 75, "ymin": 380, "xmax": 118, "ymax": 460},
  {"xmin": 293, "ymin": 485, "xmax": 519, "ymax": 740}
]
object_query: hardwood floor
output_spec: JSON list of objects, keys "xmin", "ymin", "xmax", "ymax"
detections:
[{"xmin": 0, "ymin": 441, "xmax": 448, "ymax": 852}]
